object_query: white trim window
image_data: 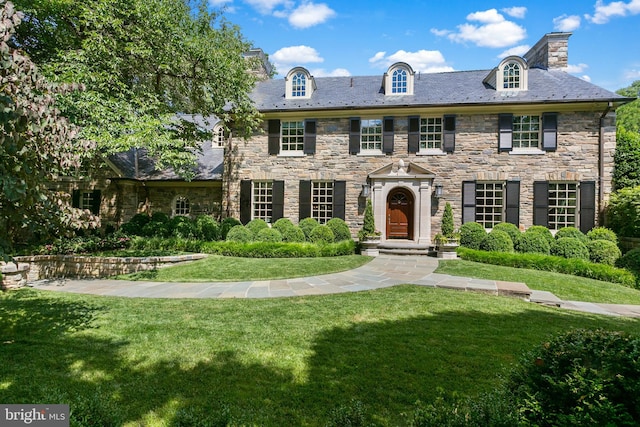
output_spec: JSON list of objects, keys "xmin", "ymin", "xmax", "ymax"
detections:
[
  {"xmin": 360, "ymin": 119, "xmax": 383, "ymax": 152},
  {"xmin": 281, "ymin": 121, "xmax": 305, "ymax": 153},
  {"xmin": 420, "ymin": 117, "xmax": 443, "ymax": 150},
  {"xmin": 291, "ymin": 72, "xmax": 306, "ymax": 97},
  {"xmin": 213, "ymin": 125, "xmax": 226, "ymax": 147},
  {"xmin": 503, "ymin": 62, "xmax": 521, "ymax": 89},
  {"xmin": 548, "ymin": 182, "xmax": 577, "ymax": 230},
  {"xmin": 312, "ymin": 181, "xmax": 333, "ymax": 224},
  {"xmin": 392, "ymin": 68, "xmax": 408, "ymax": 94},
  {"xmin": 512, "ymin": 115, "xmax": 540, "ymax": 149},
  {"xmin": 174, "ymin": 196, "xmax": 190, "ymax": 216},
  {"xmin": 252, "ymin": 181, "xmax": 273, "ymax": 222},
  {"xmin": 475, "ymin": 182, "xmax": 504, "ymax": 228}
]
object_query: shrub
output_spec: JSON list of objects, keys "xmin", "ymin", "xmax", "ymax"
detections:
[
  {"xmin": 120, "ymin": 213, "xmax": 150, "ymax": 235},
  {"xmin": 554, "ymin": 226, "xmax": 588, "ymax": 243},
  {"xmin": 272, "ymin": 218, "xmax": 295, "ymax": 233},
  {"xmin": 358, "ymin": 199, "xmax": 377, "ymax": 241},
  {"xmin": 169, "ymin": 216, "xmax": 196, "ymax": 239},
  {"xmin": 326, "ymin": 218, "xmax": 352, "ymax": 242},
  {"xmin": 617, "ymin": 247, "xmax": 640, "ymax": 284},
  {"xmin": 551, "ymin": 237, "xmax": 589, "ymax": 260},
  {"xmin": 150, "ymin": 212, "xmax": 170, "ymax": 224},
  {"xmin": 299, "ymin": 217, "xmax": 320, "ymax": 241},
  {"xmin": 587, "ymin": 226, "xmax": 618, "ymax": 243},
  {"xmin": 492, "ymin": 222, "xmax": 521, "ymax": 244},
  {"xmin": 245, "ymin": 218, "xmax": 269, "ymax": 237},
  {"xmin": 480, "ymin": 230, "xmax": 513, "ymax": 253},
  {"xmin": 524, "ymin": 225, "xmax": 554, "ymax": 245},
  {"xmin": 457, "ymin": 247, "xmax": 636, "ymax": 288},
  {"xmin": 441, "ymin": 202, "xmax": 454, "ymax": 237},
  {"xmin": 309, "ymin": 225, "xmax": 335, "ymax": 245},
  {"xmin": 256, "ymin": 228, "xmax": 283, "ymax": 243},
  {"xmin": 141, "ymin": 220, "xmax": 170, "ymax": 238},
  {"xmin": 195, "ymin": 215, "xmax": 219, "ymax": 241},
  {"xmin": 606, "ymin": 185, "xmax": 640, "ymax": 238},
  {"xmin": 507, "ymin": 329, "xmax": 640, "ymax": 426},
  {"xmin": 220, "ymin": 217, "xmax": 241, "ymax": 240},
  {"xmin": 326, "ymin": 400, "xmax": 368, "ymax": 427},
  {"xmin": 280, "ymin": 226, "xmax": 306, "ymax": 243},
  {"xmin": 198, "ymin": 240, "xmax": 356, "ymax": 258},
  {"xmin": 613, "ymin": 126, "xmax": 640, "ymax": 190},
  {"xmin": 587, "ymin": 239, "xmax": 621, "ymax": 265},
  {"xmin": 515, "ymin": 232, "xmax": 550, "ymax": 255},
  {"xmin": 225, "ymin": 225, "xmax": 253, "ymax": 243},
  {"xmin": 459, "ymin": 222, "xmax": 486, "ymax": 250}
]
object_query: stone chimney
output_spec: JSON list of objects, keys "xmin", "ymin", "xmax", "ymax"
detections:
[
  {"xmin": 243, "ymin": 48, "xmax": 274, "ymax": 81},
  {"xmin": 524, "ymin": 32, "xmax": 571, "ymax": 70}
]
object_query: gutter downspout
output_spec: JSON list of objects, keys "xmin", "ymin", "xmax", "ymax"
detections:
[{"xmin": 599, "ymin": 102, "xmax": 613, "ymax": 220}]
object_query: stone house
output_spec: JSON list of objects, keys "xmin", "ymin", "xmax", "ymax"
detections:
[{"xmin": 68, "ymin": 33, "xmax": 632, "ymax": 246}]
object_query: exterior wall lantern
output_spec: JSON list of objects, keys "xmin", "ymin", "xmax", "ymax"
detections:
[
  {"xmin": 434, "ymin": 183, "xmax": 444, "ymax": 198},
  {"xmin": 361, "ymin": 183, "xmax": 371, "ymax": 198}
]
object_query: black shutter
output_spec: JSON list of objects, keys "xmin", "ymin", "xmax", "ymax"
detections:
[
  {"xmin": 299, "ymin": 180, "xmax": 311, "ymax": 220},
  {"xmin": 542, "ymin": 113, "xmax": 558, "ymax": 151},
  {"xmin": 349, "ymin": 118, "xmax": 361, "ymax": 154},
  {"xmin": 408, "ymin": 116, "xmax": 420, "ymax": 153},
  {"xmin": 72, "ymin": 189, "xmax": 80, "ymax": 209},
  {"xmin": 240, "ymin": 180, "xmax": 252, "ymax": 225},
  {"xmin": 533, "ymin": 181, "xmax": 549, "ymax": 227},
  {"xmin": 579, "ymin": 181, "xmax": 596, "ymax": 233},
  {"xmin": 498, "ymin": 113, "xmax": 513, "ymax": 152},
  {"xmin": 462, "ymin": 181, "xmax": 476, "ymax": 224},
  {"xmin": 272, "ymin": 180, "xmax": 285, "ymax": 222},
  {"xmin": 333, "ymin": 181, "xmax": 346, "ymax": 220},
  {"xmin": 268, "ymin": 119, "xmax": 280, "ymax": 155},
  {"xmin": 383, "ymin": 116, "xmax": 394, "ymax": 154},
  {"xmin": 304, "ymin": 119, "xmax": 317, "ymax": 154},
  {"xmin": 91, "ymin": 189, "xmax": 101, "ymax": 215},
  {"xmin": 443, "ymin": 115, "xmax": 456, "ymax": 153},
  {"xmin": 505, "ymin": 181, "xmax": 520, "ymax": 226}
]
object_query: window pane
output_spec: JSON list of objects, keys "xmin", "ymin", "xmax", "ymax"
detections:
[
  {"xmin": 281, "ymin": 121, "xmax": 305, "ymax": 151},
  {"xmin": 292, "ymin": 72, "xmax": 306, "ymax": 97},
  {"xmin": 312, "ymin": 181, "xmax": 333, "ymax": 224},
  {"xmin": 175, "ymin": 196, "xmax": 190, "ymax": 216},
  {"xmin": 548, "ymin": 182, "xmax": 577, "ymax": 229},
  {"xmin": 419, "ymin": 117, "xmax": 442, "ymax": 150},
  {"xmin": 512, "ymin": 115, "xmax": 540, "ymax": 148},
  {"xmin": 253, "ymin": 181, "xmax": 273, "ymax": 223},
  {"xmin": 475, "ymin": 182, "xmax": 503, "ymax": 228},
  {"xmin": 360, "ymin": 119, "xmax": 383, "ymax": 151}
]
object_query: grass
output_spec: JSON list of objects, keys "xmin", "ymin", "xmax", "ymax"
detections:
[
  {"xmin": 118, "ymin": 254, "xmax": 372, "ymax": 282},
  {"xmin": 436, "ymin": 259, "xmax": 640, "ymax": 304},
  {"xmin": 0, "ymin": 287, "xmax": 637, "ymax": 426}
]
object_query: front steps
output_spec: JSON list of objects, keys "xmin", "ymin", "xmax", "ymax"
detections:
[{"xmin": 378, "ymin": 240, "xmax": 435, "ymax": 256}]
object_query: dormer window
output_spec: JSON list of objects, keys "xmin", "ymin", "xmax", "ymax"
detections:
[
  {"xmin": 493, "ymin": 56, "xmax": 528, "ymax": 91},
  {"xmin": 384, "ymin": 63, "xmax": 415, "ymax": 95},
  {"xmin": 503, "ymin": 62, "xmax": 521, "ymax": 89},
  {"xmin": 285, "ymin": 67, "xmax": 315, "ymax": 99}
]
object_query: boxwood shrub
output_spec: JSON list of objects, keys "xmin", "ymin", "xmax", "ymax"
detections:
[
  {"xmin": 459, "ymin": 222, "xmax": 487, "ymax": 250},
  {"xmin": 587, "ymin": 239, "xmax": 621, "ymax": 266},
  {"xmin": 309, "ymin": 225, "xmax": 335, "ymax": 245},
  {"xmin": 551, "ymin": 237, "xmax": 589, "ymax": 260},
  {"xmin": 492, "ymin": 222, "xmax": 521, "ymax": 245},
  {"xmin": 299, "ymin": 218, "xmax": 320, "ymax": 241},
  {"xmin": 554, "ymin": 226, "xmax": 588, "ymax": 243},
  {"xmin": 225, "ymin": 225, "xmax": 253, "ymax": 243},
  {"xmin": 515, "ymin": 232, "xmax": 550, "ymax": 255},
  {"xmin": 524, "ymin": 225, "xmax": 554, "ymax": 245},
  {"xmin": 280, "ymin": 226, "xmax": 306, "ymax": 243},
  {"xmin": 272, "ymin": 218, "xmax": 295, "ymax": 233},
  {"xmin": 220, "ymin": 217, "xmax": 241, "ymax": 240},
  {"xmin": 256, "ymin": 228, "xmax": 283, "ymax": 243},
  {"xmin": 616, "ymin": 247, "xmax": 640, "ymax": 285},
  {"xmin": 326, "ymin": 218, "xmax": 352, "ymax": 242},
  {"xmin": 480, "ymin": 230, "xmax": 513, "ymax": 253},
  {"xmin": 195, "ymin": 215, "xmax": 220, "ymax": 241},
  {"xmin": 169, "ymin": 216, "xmax": 197, "ymax": 239},
  {"xmin": 199, "ymin": 240, "xmax": 357, "ymax": 258},
  {"xmin": 245, "ymin": 219, "xmax": 269, "ymax": 237},
  {"xmin": 587, "ymin": 226, "xmax": 618, "ymax": 244},
  {"xmin": 457, "ymin": 247, "xmax": 636, "ymax": 288}
]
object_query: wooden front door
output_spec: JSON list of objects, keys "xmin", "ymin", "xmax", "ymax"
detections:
[{"xmin": 387, "ymin": 188, "xmax": 413, "ymax": 239}]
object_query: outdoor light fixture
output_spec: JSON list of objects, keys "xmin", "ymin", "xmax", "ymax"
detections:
[
  {"xmin": 361, "ymin": 183, "xmax": 371, "ymax": 198},
  {"xmin": 434, "ymin": 183, "xmax": 444, "ymax": 198}
]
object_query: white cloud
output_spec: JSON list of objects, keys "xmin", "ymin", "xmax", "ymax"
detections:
[
  {"xmin": 209, "ymin": 0, "xmax": 233, "ymax": 5},
  {"xmin": 564, "ymin": 63, "xmax": 589, "ymax": 73},
  {"xmin": 430, "ymin": 28, "xmax": 451, "ymax": 37},
  {"xmin": 624, "ymin": 69, "xmax": 640, "ymax": 79},
  {"xmin": 497, "ymin": 45, "xmax": 530, "ymax": 58},
  {"xmin": 581, "ymin": 75, "xmax": 592, "ymax": 82},
  {"xmin": 585, "ymin": 0, "xmax": 640, "ymax": 24},
  {"xmin": 501, "ymin": 6, "xmax": 527, "ymax": 18},
  {"xmin": 271, "ymin": 45, "xmax": 323, "ymax": 71},
  {"xmin": 369, "ymin": 49, "xmax": 454, "ymax": 73},
  {"xmin": 553, "ymin": 14, "xmax": 581, "ymax": 31},
  {"xmin": 310, "ymin": 68, "xmax": 351, "ymax": 77},
  {"xmin": 244, "ymin": 0, "xmax": 292, "ymax": 14},
  {"xmin": 288, "ymin": 2, "xmax": 336, "ymax": 29},
  {"xmin": 435, "ymin": 8, "xmax": 527, "ymax": 48}
]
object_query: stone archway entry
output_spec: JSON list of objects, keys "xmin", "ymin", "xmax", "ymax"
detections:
[{"xmin": 386, "ymin": 188, "xmax": 414, "ymax": 239}]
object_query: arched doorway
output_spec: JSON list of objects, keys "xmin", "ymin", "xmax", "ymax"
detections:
[{"xmin": 386, "ymin": 188, "xmax": 414, "ymax": 239}]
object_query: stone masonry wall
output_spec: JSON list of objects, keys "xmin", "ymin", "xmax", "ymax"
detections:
[{"xmin": 227, "ymin": 109, "xmax": 615, "ymax": 238}]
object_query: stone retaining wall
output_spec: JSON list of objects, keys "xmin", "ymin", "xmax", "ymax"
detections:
[{"xmin": 1, "ymin": 254, "xmax": 206, "ymax": 290}]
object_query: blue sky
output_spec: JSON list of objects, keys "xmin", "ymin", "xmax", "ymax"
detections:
[{"xmin": 208, "ymin": 0, "xmax": 640, "ymax": 92}]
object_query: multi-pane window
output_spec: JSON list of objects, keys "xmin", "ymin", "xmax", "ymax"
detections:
[
  {"xmin": 548, "ymin": 182, "xmax": 577, "ymax": 230},
  {"xmin": 281, "ymin": 121, "xmax": 304, "ymax": 152},
  {"xmin": 392, "ymin": 68, "xmax": 407, "ymax": 93},
  {"xmin": 312, "ymin": 181, "xmax": 333, "ymax": 224},
  {"xmin": 252, "ymin": 181, "xmax": 273, "ymax": 222},
  {"xmin": 174, "ymin": 196, "xmax": 190, "ymax": 216},
  {"xmin": 475, "ymin": 182, "xmax": 504, "ymax": 228},
  {"xmin": 420, "ymin": 117, "xmax": 443, "ymax": 150},
  {"xmin": 512, "ymin": 115, "xmax": 540, "ymax": 148},
  {"xmin": 80, "ymin": 191, "xmax": 94, "ymax": 211},
  {"xmin": 214, "ymin": 127, "xmax": 226, "ymax": 147},
  {"xmin": 503, "ymin": 62, "xmax": 521, "ymax": 89},
  {"xmin": 292, "ymin": 72, "xmax": 306, "ymax": 97},
  {"xmin": 360, "ymin": 119, "xmax": 383, "ymax": 151}
]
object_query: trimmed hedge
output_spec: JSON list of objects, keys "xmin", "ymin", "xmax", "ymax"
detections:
[
  {"xmin": 480, "ymin": 230, "xmax": 513, "ymax": 253},
  {"xmin": 225, "ymin": 225, "xmax": 253, "ymax": 243},
  {"xmin": 459, "ymin": 222, "xmax": 486, "ymax": 250},
  {"xmin": 309, "ymin": 225, "xmax": 335, "ymax": 245},
  {"xmin": 492, "ymin": 222, "xmax": 521, "ymax": 245},
  {"xmin": 554, "ymin": 226, "xmax": 588, "ymax": 243},
  {"xmin": 256, "ymin": 228, "xmax": 283, "ymax": 243},
  {"xmin": 550, "ymin": 237, "xmax": 589, "ymax": 260},
  {"xmin": 220, "ymin": 217, "xmax": 241, "ymax": 240},
  {"xmin": 457, "ymin": 247, "xmax": 637, "ymax": 288},
  {"xmin": 587, "ymin": 226, "xmax": 618, "ymax": 244},
  {"xmin": 515, "ymin": 232, "xmax": 550, "ymax": 255},
  {"xmin": 606, "ymin": 185, "xmax": 640, "ymax": 238},
  {"xmin": 617, "ymin": 247, "xmax": 640, "ymax": 285},
  {"xmin": 299, "ymin": 218, "xmax": 320, "ymax": 241},
  {"xmin": 524, "ymin": 225, "xmax": 554, "ymax": 245},
  {"xmin": 280, "ymin": 226, "xmax": 306, "ymax": 243},
  {"xmin": 245, "ymin": 219, "xmax": 269, "ymax": 236},
  {"xmin": 326, "ymin": 218, "xmax": 352, "ymax": 242},
  {"xmin": 587, "ymin": 239, "xmax": 621, "ymax": 266}
]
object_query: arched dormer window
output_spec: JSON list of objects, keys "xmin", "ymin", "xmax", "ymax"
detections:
[
  {"xmin": 384, "ymin": 62, "xmax": 415, "ymax": 95},
  {"xmin": 285, "ymin": 67, "xmax": 315, "ymax": 99},
  {"xmin": 213, "ymin": 124, "xmax": 226, "ymax": 147},
  {"xmin": 496, "ymin": 56, "xmax": 528, "ymax": 91}
]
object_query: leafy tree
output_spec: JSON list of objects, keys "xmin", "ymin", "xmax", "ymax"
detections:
[
  {"xmin": 613, "ymin": 126, "xmax": 640, "ymax": 190},
  {"xmin": 0, "ymin": 1, "xmax": 94, "ymax": 258},
  {"xmin": 11, "ymin": 0, "xmax": 263, "ymax": 177},
  {"xmin": 616, "ymin": 80, "xmax": 640, "ymax": 133}
]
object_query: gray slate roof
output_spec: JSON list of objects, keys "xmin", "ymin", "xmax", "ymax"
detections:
[{"xmin": 250, "ymin": 68, "xmax": 629, "ymax": 112}]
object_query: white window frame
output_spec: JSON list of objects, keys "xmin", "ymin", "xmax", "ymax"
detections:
[
  {"xmin": 174, "ymin": 196, "xmax": 190, "ymax": 216},
  {"xmin": 79, "ymin": 191, "xmax": 95, "ymax": 211},
  {"xmin": 312, "ymin": 181, "xmax": 333, "ymax": 224},
  {"xmin": 475, "ymin": 182, "xmax": 504, "ymax": 228},
  {"xmin": 252, "ymin": 181, "xmax": 273, "ymax": 223},
  {"xmin": 213, "ymin": 125, "xmax": 226, "ymax": 147},
  {"xmin": 384, "ymin": 62, "xmax": 415, "ymax": 95},
  {"xmin": 512, "ymin": 115, "xmax": 541, "ymax": 149},
  {"xmin": 419, "ymin": 117, "xmax": 443, "ymax": 152},
  {"xmin": 392, "ymin": 68, "xmax": 408, "ymax": 94},
  {"xmin": 285, "ymin": 67, "xmax": 315, "ymax": 99},
  {"xmin": 291, "ymin": 72, "xmax": 306, "ymax": 97},
  {"xmin": 497, "ymin": 56, "xmax": 528, "ymax": 91},
  {"xmin": 280, "ymin": 121, "xmax": 305, "ymax": 154},
  {"xmin": 548, "ymin": 182, "xmax": 578, "ymax": 230},
  {"xmin": 360, "ymin": 118, "xmax": 383, "ymax": 153}
]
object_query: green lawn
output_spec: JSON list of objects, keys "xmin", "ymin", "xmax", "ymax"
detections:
[
  {"xmin": 1, "ymin": 287, "xmax": 637, "ymax": 426},
  {"xmin": 118, "ymin": 254, "xmax": 372, "ymax": 281},
  {"xmin": 436, "ymin": 259, "xmax": 640, "ymax": 305}
]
